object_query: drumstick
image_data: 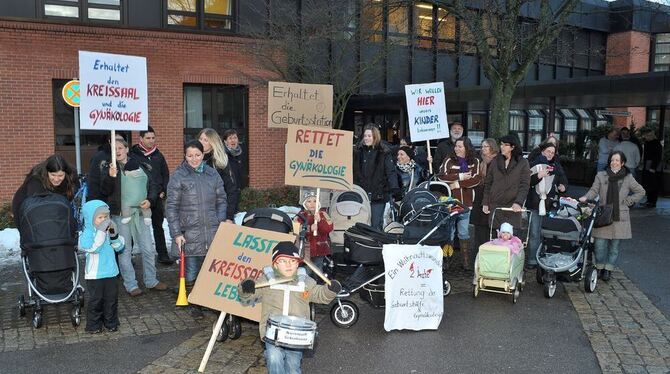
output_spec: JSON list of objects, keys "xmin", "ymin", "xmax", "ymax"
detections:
[
  {"xmin": 302, "ymin": 258, "xmax": 332, "ymax": 286},
  {"xmin": 255, "ymin": 277, "xmax": 294, "ymax": 289}
]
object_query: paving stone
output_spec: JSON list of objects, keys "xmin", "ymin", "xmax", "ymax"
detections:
[
  {"xmin": 621, "ymin": 364, "xmax": 648, "ymax": 374},
  {"xmin": 646, "ymin": 366, "xmax": 670, "ymax": 374}
]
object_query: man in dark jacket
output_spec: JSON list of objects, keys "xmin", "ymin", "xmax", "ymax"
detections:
[
  {"xmin": 641, "ymin": 129, "xmax": 663, "ymax": 208},
  {"xmin": 131, "ymin": 126, "xmax": 173, "ymax": 264},
  {"xmin": 432, "ymin": 122, "xmax": 464, "ymax": 174}
]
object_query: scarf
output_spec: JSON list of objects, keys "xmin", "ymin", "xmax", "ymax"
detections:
[
  {"xmin": 194, "ymin": 162, "xmax": 205, "ymax": 173},
  {"xmin": 457, "ymin": 156, "xmax": 469, "ymax": 172},
  {"xmin": 138, "ymin": 142, "xmax": 157, "ymax": 156},
  {"xmin": 396, "ymin": 159, "xmax": 416, "ymax": 174},
  {"xmin": 606, "ymin": 167, "xmax": 627, "ymax": 221},
  {"xmin": 226, "ymin": 144, "xmax": 242, "ymax": 157}
]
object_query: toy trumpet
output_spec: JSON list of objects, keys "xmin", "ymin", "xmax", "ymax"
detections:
[{"xmin": 176, "ymin": 245, "xmax": 189, "ymax": 306}]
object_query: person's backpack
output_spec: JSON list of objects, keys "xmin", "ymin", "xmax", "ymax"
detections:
[{"xmin": 19, "ymin": 193, "xmax": 77, "ymax": 249}]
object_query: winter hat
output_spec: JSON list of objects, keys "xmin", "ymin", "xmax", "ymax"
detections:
[
  {"xmin": 93, "ymin": 205, "xmax": 110, "ymax": 218},
  {"xmin": 123, "ymin": 157, "xmax": 141, "ymax": 172},
  {"xmin": 300, "ymin": 190, "xmax": 318, "ymax": 209},
  {"xmin": 499, "ymin": 222, "xmax": 513, "ymax": 235},
  {"xmin": 398, "ymin": 146, "xmax": 415, "ymax": 160},
  {"xmin": 271, "ymin": 241, "xmax": 302, "ymax": 264}
]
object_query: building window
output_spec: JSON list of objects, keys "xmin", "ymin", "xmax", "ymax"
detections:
[
  {"xmin": 509, "ymin": 110, "xmax": 525, "ymax": 149},
  {"xmin": 43, "ymin": 0, "xmax": 122, "ymax": 22},
  {"xmin": 167, "ymin": 0, "xmax": 234, "ymax": 31},
  {"xmin": 467, "ymin": 111, "xmax": 487, "ymax": 146},
  {"xmin": 53, "ymin": 80, "xmax": 111, "ymax": 173},
  {"xmin": 414, "ymin": 2, "xmax": 433, "ymax": 49},
  {"xmin": 653, "ymin": 33, "xmax": 670, "ymax": 72},
  {"xmin": 361, "ymin": 0, "xmax": 384, "ymax": 42},
  {"xmin": 527, "ymin": 110, "xmax": 544, "ymax": 150},
  {"xmin": 183, "ymin": 84, "xmax": 248, "ymax": 187},
  {"xmin": 575, "ymin": 108, "xmax": 592, "ymax": 131},
  {"xmin": 561, "ymin": 109, "xmax": 578, "ymax": 156},
  {"xmin": 436, "ymin": 7, "xmax": 456, "ymax": 52}
]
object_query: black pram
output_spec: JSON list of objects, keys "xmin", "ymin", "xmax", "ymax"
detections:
[{"xmin": 17, "ymin": 193, "xmax": 84, "ymax": 328}]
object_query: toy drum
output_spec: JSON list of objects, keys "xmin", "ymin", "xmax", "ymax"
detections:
[{"xmin": 265, "ymin": 315, "xmax": 317, "ymax": 350}]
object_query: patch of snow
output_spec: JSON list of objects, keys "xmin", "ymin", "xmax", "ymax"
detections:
[{"xmin": 0, "ymin": 228, "xmax": 21, "ymax": 265}]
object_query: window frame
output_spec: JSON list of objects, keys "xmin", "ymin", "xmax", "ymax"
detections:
[
  {"xmin": 653, "ymin": 33, "xmax": 670, "ymax": 72},
  {"xmin": 165, "ymin": 0, "xmax": 237, "ymax": 33},
  {"xmin": 42, "ymin": 0, "xmax": 124, "ymax": 24}
]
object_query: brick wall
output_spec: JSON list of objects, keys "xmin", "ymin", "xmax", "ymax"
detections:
[
  {"xmin": 0, "ymin": 20, "xmax": 285, "ymax": 202},
  {"xmin": 605, "ymin": 31, "xmax": 651, "ymax": 128}
]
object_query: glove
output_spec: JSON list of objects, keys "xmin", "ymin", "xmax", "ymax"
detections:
[
  {"xmin": 327, "ymin": 280, "xmax": 342, "ymax": 293},
  {"xmin": 95, "ymin": 218, "xmax": 111, "ymax": 232},
  {"xmin": 240, "ymin": 279, "xmax": 256, "ymax": 294},
  {"xmin": 108, "ymin": 220, "xmax": 118, "ymax": 240},
  {"xmin": 392, "ymin": 189, "xmax": 403, "ymax": 201}
]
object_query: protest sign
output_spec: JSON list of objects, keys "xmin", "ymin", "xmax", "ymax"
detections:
[
  {"xmin": 268, "ymin": 82, "xmax": 333, "ymax": 128},
  {"xmin": 188, "ymin": 222, "xmax": 295, "ymax": 322},
  {"xmin": 285, "ymin": 124, "xmax": 353, "ymax": 191},
  {"xmin": 383, "ymin": 244, "xmax": 444, "ymax": 331},
  {"xmin": 404, "ymin": 82, "xmax": 449, "ymax": 142},
  {"xmin": 79, "ymin": 51, "xmax": 148, "ymax": 131}
]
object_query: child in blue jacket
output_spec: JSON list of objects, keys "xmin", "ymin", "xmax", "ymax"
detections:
[{"xmin": 79, "ymin": 200, "xmax": 125, "ymax": 333}]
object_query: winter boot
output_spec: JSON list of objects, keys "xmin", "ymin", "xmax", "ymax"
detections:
[{"xmin": 460, "ymin": 239, "xmax": 471, "ymax": 270}]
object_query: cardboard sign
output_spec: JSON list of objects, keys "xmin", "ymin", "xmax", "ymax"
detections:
[
  {"xmin": 383, "ymin": 244, "xmax": 444, "ymax": 331},
  {"xmin": 404, "ymin": 82, "xmax": 449, "ymax": 142},
  {"xmin": 285, "ymin": 124, "xmax": 353, "ymax": 191},
  {"xmin": 79, "ymin": 51, "xmax": 148, "ymax": 131},
  {"xmin": 188, "ymin": 222, "xmax": 295, "ymax": 322},
  {"xmin": 268, "ymin": 82, "xmax": 333, "ymax": 128}
]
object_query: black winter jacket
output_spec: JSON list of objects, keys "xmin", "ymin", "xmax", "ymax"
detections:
[
  {"xmin": 353, "ymin": 144, "xmax": 399, "ymax": 202},
  {"xmin": 87, "ymin": 144, "xmax": 111, "ymax": 201},
  {"xmin": 526, "ymin": 155, "xmax": 568, "ymax": 211},
  {"xmin": 203, "ymin": 152, "xmax": 240, "ymax": 221},
  {"xmin": 130, "ymin": 145, "xmax": 170, "ymax": 195}
]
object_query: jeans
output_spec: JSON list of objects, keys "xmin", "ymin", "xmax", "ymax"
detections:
[
  {"xmin": 185, "ymin": 255, "xmax": 205, "ymax": 284},
  {"xmin": 370, "ymin": 201, "xmax": 386, "ymax": 230},
  {"xmin": 113, "ymin": 215, "xmax": 159, "ymax": 292},
  {"xmin": 527, "ymin": 210, "xmax": 543, "ymax": 266},
  {"xmin": 265, "ymin": 342, "xmax": 303, "ymax": 374},
  {"xmin": 594, "ymin": 238, "xmax": 622, "ymax": 271},
  {"xmin": 452, "ymin": 209, "xmax": 471, "ymax": 241}
]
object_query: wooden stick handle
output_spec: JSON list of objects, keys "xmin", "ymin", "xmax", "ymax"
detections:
[
  {"xmin": 426, "ymin": 140, "xmax": 433, "ymax": 174},
  {"xmin": 198, "ymin": 312, "xmax": 226, "ymax": 372},
  {"xmin": 254, "ymin": 277, "xmax": 294, "ymax": 289},
  {"xmin": 302, "ymin": 258, "xmax": 331, "ymax": 286},
  {"xmin": 111, "ymin": 130, "xmax": 117, "ymax": 169},
  {"xmin": 313, "ymin": 188, "xmax": 320, "ymax": 236}
]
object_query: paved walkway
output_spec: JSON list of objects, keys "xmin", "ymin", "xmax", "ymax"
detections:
[{"xmin": 2, "ymin": 200, "xmax": 670, "ymax": 373}]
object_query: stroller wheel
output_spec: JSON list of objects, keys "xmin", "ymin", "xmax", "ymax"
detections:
[
  {"xmin": 330, "ymin": 300, "xmax": 359, "ymax": 328},
  {"xmin": 512, "ymin": 287, "xmax": 520, "ymax": 304},
  {"xmin": 76, "ymin": 289, "xmax": 85, "ymax": 307},
  {"xmin": 544, "ymin": 280, "xmax": 557, "ymax": 298},
  {"xmin": 18, "ymin": 295, "xmax": 26, "ymax": 317},
  {"xmin": 584, "ymin": 266, "xmax": 598, "ymax": 293},
  {"xmin": 215, "ymin": 319, "xmax": 229, "ymax": 342},
  {"xmin": 71, "ymin": 306, "xmax": 81, "ymax": 327},
  {"xmin": 443, "ymin": 280, "xmax": 451, "ymax": 297},
  {"xmin": 536, "ymin": 267, "xmax": 545, "ymax": 285},
  {"xmin": 32, "ymin": 311, "xmax": 43, "ymax": 329},
  {"xmin": 228, "ymin": 315, "xmax": 242, "ymax": 340},
  {"xmin": 472, "ymin": 284, "xmax": 479, "ymax": 298}
]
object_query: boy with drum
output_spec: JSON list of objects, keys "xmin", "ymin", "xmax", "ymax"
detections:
[{"xmin": 239, "ymin": 241, "xmax": 341, "ymax": 374}]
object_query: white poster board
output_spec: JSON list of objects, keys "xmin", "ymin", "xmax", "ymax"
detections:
[
  {"xmin": 79, "ymin": 51, "xmax": 148, "ymax": 131},
  {"xmin": 383, "ymin": 244, "xmax": 443, "ymax": 331},
  {"xmin": 404, "ymin": 82, "xmax": 449, "ymax": 142}
]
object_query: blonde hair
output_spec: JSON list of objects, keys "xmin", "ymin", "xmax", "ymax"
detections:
[{"xmin": 198, "ymin": 128, "xmax": 228, "ymax": 170}]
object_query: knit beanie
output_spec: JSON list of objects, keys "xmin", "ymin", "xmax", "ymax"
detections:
[
  {"xmin": 398, "ymin": 146, "xmax": 415, "ymax": 160},
  {"xmin": 300, "ymin": 190, "xmax": 318, "ymax": 209},
  {"xmin": 499, "ymin": 222, "xmax": 513, "ymax": 235},
  {"xmin": 271, "ymin": 241, "xmax": 302, "ymax": 264}
]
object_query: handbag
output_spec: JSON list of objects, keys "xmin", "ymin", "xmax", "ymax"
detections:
[{"xmin": 593, "ymin": 204, "xmax": 613, "ymax": 228}]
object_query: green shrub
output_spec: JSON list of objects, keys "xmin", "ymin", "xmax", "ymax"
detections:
[
  {"xmin": 239, "ymin": 186, "xmax": 300, "ymax": 212},
  {"xmin": 0, "ymin": 202, "xmax": 14, "ymax": 230}
]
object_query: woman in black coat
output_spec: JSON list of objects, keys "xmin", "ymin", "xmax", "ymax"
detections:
[
  {"xmin": 353, "ymin": 124, "xmax": 399, "ymax": 230},
  {"xmin": 198, "ymin": 128, "xmax": 240, "ymax": 222},
  {"xmin": 13, "ymin": 154, "xmax": 78, "ymax": 226}
]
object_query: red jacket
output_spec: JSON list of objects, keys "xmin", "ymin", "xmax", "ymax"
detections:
[{"xmin": 296, "ymin": 209, "xmax": 333, "ymax": 258}]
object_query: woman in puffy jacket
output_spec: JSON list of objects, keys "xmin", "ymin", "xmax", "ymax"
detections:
[
  {"xmin": 438, "ymin": 138, "xmax": 482, "ymax": 269},
  {"xmin": 166, "ymin": 140, "xmax": 227, "ymax": 287}
]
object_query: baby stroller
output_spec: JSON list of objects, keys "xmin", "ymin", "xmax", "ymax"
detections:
[
  {"xmin": 215, "ymin": 208, "xmax": 295, "ymax": 342},
  {"xmin": 536, "ymin": 197, "xmax": 601, "ymax": 298},
  {"xmin": 329, "ymin": 196, "xmax": 463, "ymax": 328},
  {"xmin": 328, "ymin": 185, "xmax": 371, "ymax": 275},
  {"xmin": 16, "ymin": 193, "xmax": 84, "ymax": 328},
  {"xmin": 473, "ymin": 207, "xmax": 530, "ymax": 304}
]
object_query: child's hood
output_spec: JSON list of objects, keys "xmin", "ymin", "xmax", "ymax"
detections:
[{"xmin": 81, "ymin": 199, "xmax": 109, "ymax": 233}]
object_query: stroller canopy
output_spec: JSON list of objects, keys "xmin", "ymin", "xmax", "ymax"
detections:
[{"xmin": 243, "ymin": 208, "xmax": 294, "ymax": 234}]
